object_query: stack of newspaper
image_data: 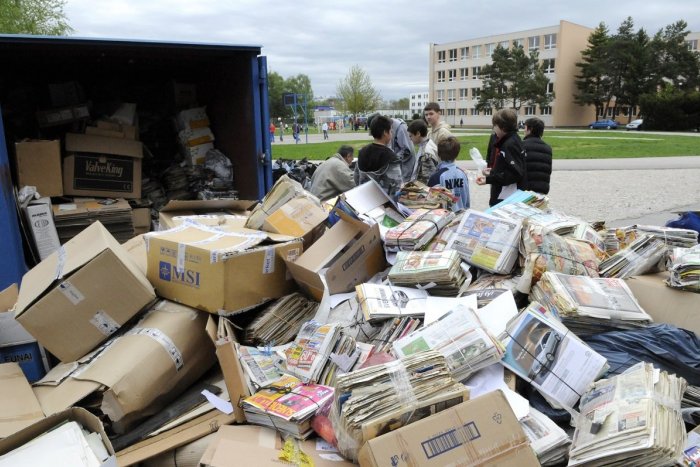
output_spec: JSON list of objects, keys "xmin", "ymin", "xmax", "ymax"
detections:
[
  {"xmin": 392, "ymin": 305, "xmax": 503, "ymax": 381},
  {"xmin": 518, "ymin": 222, "xmax": 600, "ymax": 294},
  {"xmin": 236, "ymin": 344, "xmax": 285, "ymax": 394},
  {"xmin": 355, "ymin": 283, "xmax": 429, "ymax": 322},
  {"xmin": 500, "ymin": 303, "xmax": 608, "ymax": 408},
  {"xmin": 568, "ymin": 362, "xmax": 687, "ymax": 466},
  {"xmin": 603, "ymin": 226, "xmax": 639, "ymax": 255},
  {"xmin": 372, "ymin": 316, "xmax": 421, "ymax": 353},
  {"xmin": 531, "ymin": 272, "xmax": 653, "ymax": 335},
  {"xmin": 388, "ymin": 250, "xmax": 468, "ymax": 296},
  {"xmin": 244, "ymin": 293, "xmax": 319, "ymax": 345},
  {"xmin": 519, "ymin": 407, "xmax": 571, "ymax": 466},
  {"xmin": 332, "ymin": 350, "xmax": 469, "ymax": 461},
  {"xmin": 241, "ymin": 375, "xmax": 335, "ymax": 439},
  {"xmin": 446, "ymin": 209, "xmax": 521, "ymax": 274},
  {"xmin": 397, "ymin": 181, "xmax": 458, "ymax": 210},
  {"xmin": 599, "ymin": 234, "xmax": 667, "ymax": 278},
  {"xmin": 667, "ymin": 244, "xmax": 700, "ymax": 292},
  {"xmin": 484, "ymin": 189, "xmax": 549, "ymax": 212},
  {"xmin": 284, "ymin": 321, "xmax": 342, "ymax": 383},
  {"xmin": 634, "ymin": 224, "xmax": 698, "ymax": 248},
  {"xmin": 384, "ymin": 208, "xmax": 455, "ymax": 251}
]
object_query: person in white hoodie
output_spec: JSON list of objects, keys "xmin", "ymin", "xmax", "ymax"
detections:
[
  {"xmin": 424, "ymin": 102, "xmax": 453, "ymax": 145},
  {"xmin": 407, "ymin": 119, "xmax": 439, "ymax": 184}
]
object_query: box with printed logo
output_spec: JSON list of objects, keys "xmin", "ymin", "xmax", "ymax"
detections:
[
  {"xmin": 146, "ymin": 224, "xmax": 303, "ymax": 314},
  {"xmin": 14, "ymin": 221, "xmax": 155, "ymax": 362}
]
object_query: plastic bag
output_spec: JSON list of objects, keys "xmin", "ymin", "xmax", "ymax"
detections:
[{"xmin": 666, "ymin": 211, "xmax": 700, "ymax": 236}]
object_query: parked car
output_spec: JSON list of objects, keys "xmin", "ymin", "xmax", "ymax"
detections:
[
  {"xmin": 626, "ymin": 119, "xmax": 643, "ymax": 131},
  {"xmin": 589, "ymin": 119, "xmax": 619, "ymax": 130},
  {"xmin": 529, "ymin": 330, "xmax": 562, "ymax": 379}
]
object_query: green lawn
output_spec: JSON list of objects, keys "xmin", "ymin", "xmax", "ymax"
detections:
[{"xmin": 271, "ymin": 130, "xmax": 700, "ymax": 161}]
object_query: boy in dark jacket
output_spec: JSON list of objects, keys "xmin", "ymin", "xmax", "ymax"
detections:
[
  {"xmin": 476, "ymin": 108, "xmax": 526, "ymax": 206},
  {"xmin": 354, "ymin": 115, "xmax": 402, "ymax": 197},
  {"xmin": 522, "ymin": 117, "xmax": 552, "ymax": 195}
]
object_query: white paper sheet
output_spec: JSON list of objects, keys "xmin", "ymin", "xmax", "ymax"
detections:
[{"xmin": 465, "ymin": 363, "xmax": 530, "ymax": 420}]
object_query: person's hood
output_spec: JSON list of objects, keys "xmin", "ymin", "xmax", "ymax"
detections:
[{"xmin": 357, "ymin": 144, "xmax": 400, "ymax": 174}]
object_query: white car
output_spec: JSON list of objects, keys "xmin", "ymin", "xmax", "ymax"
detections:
[{"xmin": 626, "ymin": 119, "xmax": 643, "ymax": 131}]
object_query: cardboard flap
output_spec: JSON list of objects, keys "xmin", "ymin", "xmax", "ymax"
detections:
[
  {"xmin": 342, "ymin": 179, "xmax": 396, "ymax": 215},
  {"xmin": 0, "ymin": 363, "xmax": 45, "ymax": 438},
  {"xmin": 160, "ymin": 199, "xmax": 258, "ymax": 213},
  {"xmin": 52, "ymin": 198, "xmax": 132, "ymax": 219},
  {"xmin": 293, "ymin": 220, "xmax": 360, "ymax": 272},
  {"xmin": 65, "ymin": 133, "xmax": 143, "ymax": 159},
  {"xmin": 0, "ymin": 284, "xmax": 18, "ymax": 312}
]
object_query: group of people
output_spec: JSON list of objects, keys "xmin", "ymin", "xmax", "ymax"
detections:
[
  {"xmin": 308, "ymin": 103, "xmax": 552, "ymax": 212},
  {"xmin": 270, "ymin": 121, "xmax": 303, "ymax": 144}
]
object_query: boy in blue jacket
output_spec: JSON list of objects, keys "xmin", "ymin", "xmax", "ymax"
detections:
[{"xmin": 427, "ymin": 137, "xmax": 470, "ymax": 211}]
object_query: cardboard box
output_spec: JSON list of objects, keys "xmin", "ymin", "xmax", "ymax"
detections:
[
  {"xmin": 200, "ymin": 425, "xmax": 356, "ymax": 467},
  {"xmin": 63, "ymin": 132, "xmax": 143, "ymax": 198},
  {"xmin": 158, "ymin": 199, "xmax": 257, "ymax": 230},
  {"xmin": 262, "ymin": 196, "xmax": 328, "ymax": 244},
  {"xmin": 23, "ymin": 197, "xmax": 61, "ymax": 260},
  {"xmin": 0, "ymin": 283, "xmax": 17, "ymax": 313},
  {"xmin": 0, "ymin": 407, "xmax": 116, "ymax": 466},
  {"xmin": 14, "ymin": 221, "xmax": 155, "ymax": 362},
  {"xmin": 14, "ymin": 139, "xmax": 63, "ymax": 196},
  {"xmin": 0, "ymin": 362, "xmax": 45, "ymax": 438},
  {"xmin": 132, "ymin": 207, "xmax": 151, "ymax": 235},
  {"xmin": 35, "ymin": 104, "xmax": 90, "ymax": 128},
  {"xmin": 122, "ymin": 234, "xmax": 147, "ymax": 276},
  {"xmin": 625, "ymin": 272, "xmax": 700, "ymax": 337},
  {"xmin": 358, "ymin": 390, "xmax": 539, "ymax": 467},
  {"xmin": 95, "ymin": 120, "xmax": 138, "ymax": 140},
  {"xmin": 146, "ymin": 224, "xmax": 302, "ymax": 314},
  {"xmin": 212, "ymin": 318, "xmax": 248, "ymax": 423},
  {"xmin": 0, "ymin": 341, "xmax": 49, "ymax": 383},
  {"xmin": 286, "ymin": 213, "xmax": 385, "ymax": 301}
]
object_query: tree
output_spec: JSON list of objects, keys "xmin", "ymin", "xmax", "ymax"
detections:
[
  {"xmin": 649, "ymin": 20, "xmax": 700, "ymax": 90},
  {"xmin": 285, "ymin": 74, "xmax": 314, "ymax": 105},
  {"xmin": 476, "ymin": 45, "xmax": 552, "ymax": 112},
  {"xmin": 616, "ymin": 28, "xmax": 655, "ymax": 122},
  {"xmin": 575, "ymin": 23, "xmax": 612, "ymax": 120},
  {"xmin": 335, "ymin": 65, "xmax": 381, "ymax": 117},
  {"xmin": 0, "ymin": 0, "xmax": 73, "ymax": 35},
  {"xmin": 267, "ymin": 71, "xmax": 287, "ymax": 120}
]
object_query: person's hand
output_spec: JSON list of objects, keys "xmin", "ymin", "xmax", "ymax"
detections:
[
  {"xmin": 481, "ymin": 167, "xmax": 491, "ymax": 176},
  {"xmin": 476, "ymin": 175, "xmax": 486, "ymax": 185}
]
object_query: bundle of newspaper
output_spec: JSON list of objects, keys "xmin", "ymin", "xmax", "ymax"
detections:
[
  {"xmin": 599, "ymin": 234, "xmax": 667, "ymax": 278},
  {"xmin": 446, "ymin": 209, "xmax": 522, "ymax": 274},
  {"xmin": 500, "ymin": 302, "xmax": 608, "ymax": 408},
  {"xmin": 284, "ymin": 321, "xmax": 342, "ymax": 383},
  {"xmin": 245, "ymin": 174, "xmax": 313, "ymax": 229},
  {"xmin": 388, "ymin": 250, "xmax": 468, "ymax": 296},
  {"xmin": 371, "ymin": 317, "xmax": 421, "ymax": 353},
  {"xmin": 603, "ymin": 226, "xmax": 639, "ymax": 255},
  {"xmin": 355, "ymin": 283, "xmax": 429, "ymax": 322},
  {"xmin": 484, "ymin": 189, "xmax": 549, "ymax": 212},
  {"xmin": 397, "ymin": 181, "xmax": 458, "ymax": 210},
  {"xmin": 241, "ymin": 374, "xmax": 334, "ymax": 439},
  {"xmin": 667, "ymin": 244, "xmax": 700, "ymax": 292},
  {"xmin": 519, "ymin": 407, "xmax": 571, "ymax": 466},
  {"xmin": 331, "ymin": 350, "xmax": 470, "ymax": 461},
  {"xmin": 392, "ymin": 305, "xmax": 503, "ymax": 381},
  {"xmin": 531, "ymin": 272, "xmax": 653, "ymax": 335},
  {"xmin": 518, "ymin": 221, "xmax": 600, "ymax": 293},
  {"xmin": 237, "ymin": 344, "xmax": 285, "ymax": 394},
  {"xmin": 568, "ymin": 362, "xmax": 687, "ymax": 467},
  {"xmin": 319, "ymin": 295, "xmax": 378, "ymax": 344},
  {"xmin": 634, "ymin": 224, "xmax": 699, "ymax": 248},
  {"xmin": 244, "ymin": 293, "xmax": 319, "ymax": 346},
  {"xmin": 384, "ymin": 208, "xmax": 455, "ymax": 251}
]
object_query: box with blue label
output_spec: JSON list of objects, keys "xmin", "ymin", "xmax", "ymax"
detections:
[
  {"xmin": 0, "ymin": 341, "xmax": 49, "ymax": 383},
  {"xmin": 145, "ymin": 224, "xmax": 303, "ymax": 314}
]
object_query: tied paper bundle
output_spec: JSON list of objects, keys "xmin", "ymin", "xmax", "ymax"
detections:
[
  {"xmin": 244, "ymin": 293, "xmax": 319, "ymax": 346},
  {"xmin": 634, "ymin": 224, "xmax": 699, "ymax": 248},
  {"xmin": 392, "ymin": 304, "xmax": 503, "ymax": 381},
  {"xmin": 602, "ymin": 226, "xmax": 639, "ymax": 256},
  {"xmin": 388, "ymin": 250, "xmax": 468, "ymax": 296},
  {"xmin": 284, "ymin": 321, "xmax": 342, "ymax": 384},
  {"xmin": 519, "ymin": 407, "xmax": 571, "ymax": 466},
  {"xmin": 568, "ymin": 362, "xmax": 687, "ymax": 467},
  {"xmin": 331, "ymin": 350, "xmax": 469, "ymax": 462},
  {"xmin": 599, "ymin": 234, "xmax": 667, "ymax": 278},
  {"xmin": 483, "ymin": 189, "xmax": 549, "ymax": 212},
  {"xmin": 384, "ymin": 208, "xmax": 455, "ymax": 252},
  {"xmin": 355, "ymin": 283, "xmax": 429, "ymax": 322},
  {"xmin": 530, "ymin": 272, "xmax": 653, "ymax": 336},
  {"xmin": 241, "ymin": 374, "xmax": 334, "ymax": 439},
  {"xmin": 397, "ymin": 181, "xmax": 458, "ymax": 210},
  {"xmin": 517, "ymin": 221, "xmax": 600, "ymax": 294},
  {"xmin": 371, "ymin": 317, "xmax": 422, "ymax": 353},
  {"xmin": 667, "ymin": 244, "xmax": 700, "ymax": 292},
  {"xmin": 236, "ymin": 344, "xmax": 285, "ymax": 394},
  {"xmin": 446, "ymin": 209, "xmax": 521, "ymax": 274}
]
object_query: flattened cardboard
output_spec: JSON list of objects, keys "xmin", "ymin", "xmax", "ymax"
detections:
[
  {"xmin": 158, "ymin": 199, "xmax": 257, "ymax": 230},
  {"xmin": 0, "ymin": 363, "xmax": 45, "ymax": 438},
  {"xmin": 286, "ymin": 213, "xmax": 385, "ymax": 301},
  {"xmin": 0, "ymin": 407, "xmax": 116, "ymax": 466},
  {"xmin": 262, "ymin": 196, "xmax": 328, "ymax": 238},
  {"xmin": 211, "ymin": 318, "xmax": 247, "ymax": 423},
  {"xmin": 625, "ymin": 272, "xmax": 700, "ymax": 337},
  {"xmin": 122, "ymin": 234, "xmax": 147, "ymax": 276},
  {"xmin": 23, "ymin": 197, "xmax": 61, "ymax": 260},
  {"xmin": 14, "ymin": 139, "xmax": 63, "ymax": 196},
  {"xmin": 146, "ymin": 225, "xmax": 302, "ymax": 314},
  {"xmin": 0, "ymin": 284, "xmax": 18, "ymax": 313},
  {"xmin": 358, "ymin": 390, "xmax": 539, "ymax": 467},
  {"xmin": 63, "ymin": 133, "xmax": 143, "ymax": 198},
  {"xmin": 14, "ymin": 221, "xmax": 155, "ymax": 362},
  {"xmin": 199, "ymin": 425, "xmax": 356, "ymax": 467}
]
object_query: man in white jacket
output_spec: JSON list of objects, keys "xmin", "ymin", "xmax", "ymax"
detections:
[
  {"xmin": 309, "ymin": 145, "xmax": 356, "ymax": 201},
  {"xmin": 424, "ymin": 102, "xmax": 453, "ymax": 145}
]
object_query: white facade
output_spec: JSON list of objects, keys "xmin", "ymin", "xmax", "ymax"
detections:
[{"xmin": 409, "ymin": 91, "xmax": 429, "ymax": 116}]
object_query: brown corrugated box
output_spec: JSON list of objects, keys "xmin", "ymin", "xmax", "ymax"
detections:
[{"xmin": 14, "ymin": 139, "xmax": 63, "ymax": 197}]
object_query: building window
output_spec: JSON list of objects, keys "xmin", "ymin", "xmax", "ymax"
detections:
[
  {"xmin": 471, "ymin": 88, "xmax": 481, "ymax": 99},
  {"xmin": 514, "ymin": 38, "xmax": 524, "ymax": 48},
  {"xmin": 547, "ymin": 82, "xmax": 554, "ymax": 94},
  {"xmin": 528, "ymin": 36, "xmax": 540, "ymax": 52},
  {"xmin": 447, "ymin": 89, "xmax": 456, "ymax": 102},
  {"xmin": 437, "ymin": 70, "xmax": 445, "ymax": 83},
  {"xmin": 687, "ymin": 39, "xmax": 698, "ymax": 51},
  {"xmin": 499, "ymin": 40, "xmax": 509, "ymax": 49},
  {"xmin": 437, "ymin": 50, "xmax": 446, "ymax": 63},
  {"xmin": 459, "ymin": 88, "xmax": 469, "ymax": 100},
  {"xmin": 460, "ymin": 68, "xmax": 468, "ymax": 80},
  {"xmin": 525, "ymin": 105, "xmax": 536, "ymax": 115},
  {"xmin": 483, "ymin": 107, "xmax": 493, "ymax": 116},
  {"xmin": 447, "ymin": 109, "xmax": 456, "ymax": 116},
  {"xmin": 472, "ymin": 45, "xmax": 481, "ymax": 59},
  {"xmin": 448, "ymin": 69, "xmax": 457, "ymax": 82},
  {"xmin": 541, "ymin": 106, "xmax": 552, "ymax": 115},
  {"xmin": 544, "ymin": 33, "xmax": 557, "ymax": 50},
  {"xmin": 449, "ymin": 48, "xmax": 458, "ymax": 62},
  {"xmin": 543, "ymin": 59, "xmax": 555, "ymax": 73},
  {"xmin": 460, "ymin": 47, "xmax": 469, "ymax": 60},
  {"xmin": 436, "ymin": 90, "xmax": 445, "ymax": 102},
  {"xmin": 459, "ymin": 108, "xmax": 468, "ymax": 116},
  {"xmin": 472, "ymin": 66, "xmax": 481, "ymax": 79},
  {"xmin": 471, "ymin": 108, "xmax": 480, "ymax": 116},
  {"xmin": 485, "ymin": 43, "xmax": 495, "ymax": 57}
]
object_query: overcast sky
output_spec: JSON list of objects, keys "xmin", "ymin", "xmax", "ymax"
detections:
[{"xmin": 64, "ymin": 0, "xmax": 700, "ymax": 101}]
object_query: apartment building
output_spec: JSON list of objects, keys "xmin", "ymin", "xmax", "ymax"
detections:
[
  {"xmin": 429, "ymin": 20, "xmax": 595, "ymax": 127},
  {"xmin": 409, "ymin": 91, "xmax": 429, "ymax": 116}
]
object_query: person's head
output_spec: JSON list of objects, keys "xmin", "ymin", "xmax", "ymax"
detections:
[
  {"xmin": 524, "ymin": 117, "xmax": 545, "ymax": 138},
  {"xmin": 437, "ymin": 136, "xmax": 460, "ymax": 162},
  {"xmin": 407, "ymin": 119, "xmax": 428, "ymax": 145},
  {"xmin": 423, "ymin": 102, "xmax": 442, "ymax": 128},
  {"xmin": 369, "ymin": 114, "xmax": 392, "ymax": 144},
  {"xmin": 338, "ymin": 145, "xmax": 354, "ymax": 165},
  {"xmin": 492, "ymin": 108, "xmax": 518, "ymax": 138}
]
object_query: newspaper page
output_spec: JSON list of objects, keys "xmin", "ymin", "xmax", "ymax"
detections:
[
  {"xmin": 237, "ymin": 344, "xmax": 284, "ymax": 393},
  {"xmin": 285, "ymin": 321, "xmax": 341, "ymax": 383}
]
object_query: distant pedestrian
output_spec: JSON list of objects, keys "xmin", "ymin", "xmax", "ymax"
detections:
[
  {"xmin": 293, "ymin": 122, "xmax": 301, "ymax": 144},
  {"xmin": 269, "ymin": 122, "xmax": 276, "ymax": 143},
  {"xmin": 309, "ymin": 145, "xmax": 356, "ymax": 201},
  {"xmin": 322, "ymin": 122, "xmax": 329, "ymax": 140},
  {"xmin": 460, "ymin": 118, "xmax": 463, "ymax": 127},
  {"xmin": 428, "ymin": 137, "xmax": 470, "ymax": 211},
  {"xmin": 522, "ymin": 117, "xmax": 552, "ymax": 195},
  {"xmin": 279, "ymin": 123, "xmax": 284, "ymax": 142}
]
